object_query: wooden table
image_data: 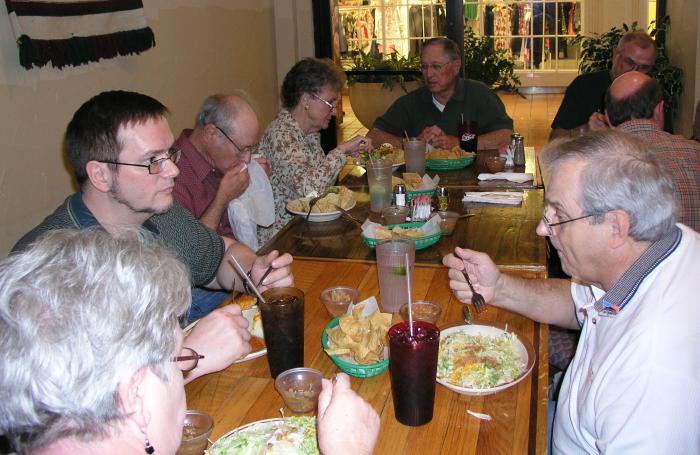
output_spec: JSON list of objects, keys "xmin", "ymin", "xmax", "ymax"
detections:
[
  {"xmin": 260, "ymin": 189, "xmax": 547, "ymax": 275},
  {"xmin": 184, "ymin": 259, "xmax": 549, "ymax": 454},
  {"xmin": 340, "ymin": 147, "xmax": 541, "ymax": 190}
]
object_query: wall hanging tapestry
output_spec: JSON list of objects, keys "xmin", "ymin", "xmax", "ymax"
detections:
[{"xmin": 5, "ymin": 0, "xmax": 155, "ymax": 70}]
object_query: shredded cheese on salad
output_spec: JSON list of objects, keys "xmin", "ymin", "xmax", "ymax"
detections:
[{"xmin": 437, "ymin": 331, "xmax": 525, "ymax": 389}]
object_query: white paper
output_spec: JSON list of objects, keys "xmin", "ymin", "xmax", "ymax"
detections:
[
  {"xmin": 477, "ymin": 172, "xmax": 533, "ymax": 184},
  {"xmin": 462, "ymin": 192, "xmax": 523, "ymax": 205}
]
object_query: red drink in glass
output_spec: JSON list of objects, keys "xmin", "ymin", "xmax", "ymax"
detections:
[{"xmin": 388, "ymin": 321, "xmax": 440, "ymax": 426}]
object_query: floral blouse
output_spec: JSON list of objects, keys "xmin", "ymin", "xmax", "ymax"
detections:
[{"xmin": 257, "ymin": 109, "xmax": 345, "ymax": 244}]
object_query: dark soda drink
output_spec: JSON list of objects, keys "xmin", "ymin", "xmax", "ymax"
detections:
[
  {"xmin": 388, "ymin": 321, "xmax": 440, "ymax": 426},
  {"xmin": 259, "ymin": 287, "xmax": 304, "ymax": 378},
  {"xmin": 459, "ymin": 120, "xmax": 478, "ymax": 153}
]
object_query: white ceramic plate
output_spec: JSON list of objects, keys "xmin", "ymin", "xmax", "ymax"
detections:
[
  {"xmin": 286, "ymin": 198, "xmax": 356, "ymax": 222},
  {"xmin": 207, "ymin": 417, "xmax": 319, "ymax": 454},
  {"xmin": 436, "ymin": 322, "xmax": 535, "ymax": 396},
  {"xmin": 183, "ymin": 307, "xmax": 267, "ymax": 364}
]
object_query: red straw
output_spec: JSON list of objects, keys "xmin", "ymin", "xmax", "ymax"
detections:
[{"xmin": 405, "ymin": 253, "xmax": 414, "ymax": 337}]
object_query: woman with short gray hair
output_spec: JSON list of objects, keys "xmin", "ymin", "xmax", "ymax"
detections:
[{"xmin": 0, "ymin": 228, "xmax": 191, "ymax": 454}]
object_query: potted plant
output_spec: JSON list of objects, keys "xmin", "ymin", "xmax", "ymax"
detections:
[
  {"xmin": 463, "ymin": 27, "xmax": 521, "ymax": 93},
  {"xmin": 571, "ymin": 17, "xmax": 682, "ymax": 131},
  {"xmin": 344, "ymin": 50, "xmax": 422, "ymax": 130}
]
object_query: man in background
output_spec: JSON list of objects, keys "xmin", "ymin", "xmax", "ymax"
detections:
[
  {"xmin": 549, "ymin": 30, "xmax": 656, "ymax": 140},
  {"xmin": 603, "ymin": 70, "xmax": 700, "ymax": 231},
  {"xmin": 367, "ymin": 37, "xmax": 512, "ymax": 150}
]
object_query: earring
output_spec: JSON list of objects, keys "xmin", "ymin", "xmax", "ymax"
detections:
[
  {"xmin": 141, "ymin": 426, "xmax": 155, "ymax": 454},
  {"xmin": 304, "ymin": 104, "xmax": 309, "ymax": 110}
]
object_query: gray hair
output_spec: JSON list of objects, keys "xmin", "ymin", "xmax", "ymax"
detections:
[
  {"xmin": 423, "ymin": 37, "xmax": 461, "ymax": 62},
  {"xmin": 542, "ymin": 130, "xmax": 676, "ymax": 242},
  {"xmin": 0, "ymin": 228, "xmax": 191, "ymax": 453},
  {"xmin": 195, "ymin": 92, "xmax": 255, "ymax": 136}
]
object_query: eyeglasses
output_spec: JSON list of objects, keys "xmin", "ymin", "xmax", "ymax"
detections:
[
  {"xmin": 98, "ymin": 147, "xmax": 181, "ymax": 174},
  {"xmin": 541, "ymin": 210, "xmax": 598, "ymax": 235},
  {"xmin": 420, "ymin": 61, "xmax": 452, "ymax": 72},
  {"xmin": 215, "ymin": 125, "xmax": 258, "ymax": 155},
  {"xmin": 622, "ymin": 57, "xmax": 652, "ymax": 73},
  {"xmin": 170, "ymin": 347, "xmax": 205, "ymax": 372},
  {"xmin": 311, "ymin": 93, "xmax": 338, "ymax": 112}
]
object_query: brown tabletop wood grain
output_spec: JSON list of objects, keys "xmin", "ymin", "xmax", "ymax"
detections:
[
  {"xmin": 184, "ymin": 260, "xmax": 549, "ymax": 455},
  {"xmin": 259, "ymin": 189, "xmax": 546, "ymax": 272}
]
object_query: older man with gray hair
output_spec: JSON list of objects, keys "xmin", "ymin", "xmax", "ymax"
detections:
[
  {"xmin": 602, "ymin": 70, "xmax": 700, "ymax": 231},
  {"xmin": 444, "ymin": 130, "xmax": 700, "ymax": 453}
]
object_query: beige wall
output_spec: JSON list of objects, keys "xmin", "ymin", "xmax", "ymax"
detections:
[
  {"xmin": 0, "ymin": 0, "xmax": 283, "ymax": 255},
  {"xmin": 666, "ymin": 0, "xmax": 700, "ymax": 136}
]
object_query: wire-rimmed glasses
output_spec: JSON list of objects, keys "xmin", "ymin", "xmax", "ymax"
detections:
[
  {"xmin": 310, "ymin": 93, "xmax": 338, "ymax": 112},
  {"xmin": 98, "ymin": 147, "xmax": 181, "ymax": 174},
  {"xmin": 541, "ymin": 209, "xmax": 598, "ymax": 235},
  {"xmin": 170, "ymin": 347, "xmax": 205, "ymax": 372},
  {"xmin": 215, "ymin": 125, "xmax": 258, "ymax": 155}
]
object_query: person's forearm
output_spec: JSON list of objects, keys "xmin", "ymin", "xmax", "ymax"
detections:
[
  {"xmin": 493, "ymin": 274, "xmax": 578, "ymax": 329},
  {"xmin": 209, "ymin": 238, "xmax": 258, "ymax": 291},
  {"xmin": 366, "ymin": 128, "xmax": 402, "ymax": 147},
  {"xmin": 199, "ymin": 194, "xmax": 229, "ymax": 232},
  {"xmin": 478, "ymin": 129, "xmax": 511, "ymax": 150}
]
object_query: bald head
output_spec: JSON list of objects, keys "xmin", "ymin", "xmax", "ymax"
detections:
[{"xmin": 605, "ymin": 71, "xmax": 663, "ymax": 127}]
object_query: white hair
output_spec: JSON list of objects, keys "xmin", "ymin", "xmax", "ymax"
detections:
[
  {"xmin": 0, "ymin": 228, "xmax": 191, "ymax": 453},
  {"xmin": 543, "ymin": 130, "xmax": 676, "ymax": 242}
]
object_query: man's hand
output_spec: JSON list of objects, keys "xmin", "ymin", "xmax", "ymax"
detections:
[
  {"xmin": 218, "ymin": 162, "xmax": 251, "ymax": 202},
  {"xmin": 442, "ymin": 247, "xmax": 500, "ymax": 305},
  {"xmin": 183, "ymin": 305, "xmax": 251, "ymax": 382},
  {"xmin": 250, "ymin": 250, "xmax": 294, "ymax": 292},
  {"xmin": 588, "ymin": 112, "xmax": 609, "ymax": 131},
  {"xmin": 418, "ymin": 125, "xmax": 459, "ymax": 149},
  {"xmin": 317, "ymin": 373, "xmax": 379, "ymax": 455}
]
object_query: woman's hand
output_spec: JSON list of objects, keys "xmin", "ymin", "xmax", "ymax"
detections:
[{"xmin": 338, "ymin": 136, "xmax": 373, "ymax": 157}]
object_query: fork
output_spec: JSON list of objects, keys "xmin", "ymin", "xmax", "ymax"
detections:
[
  {"xmin": 461, "ymin": 268, "xmax": 487, "ymax": 314},
  {"xmin": 305, "ymin": 186, "xmax": 338, "ymax": 221}
]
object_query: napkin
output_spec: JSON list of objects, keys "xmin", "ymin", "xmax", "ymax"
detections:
[
  {"xmin": 227, "ymin": 158, "xmax": 275, "ymax": 250},
  {"xmin": 478, "ymin": 172, "xmax": 533, "ymax": 183},
  {"xmin": 361, "ymin": 215, "xmax": 441, "ymax": 239},
  {"xmin": 462, "ymin": 192, "xmax": 523, "ymax": 205},
  {"xmin": 420, "ymin": 174, "xmax": 440, "ymax": 190}
]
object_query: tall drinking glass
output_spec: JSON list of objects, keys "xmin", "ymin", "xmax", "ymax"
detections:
[
  {"xmin": 366, "ymin": 158, "xmax": 393, "ymax": 213},
  {"xmin": 402, "ymin": 138, "xmax": 426, "ymax": 174},
  {"xmin": 376, "ymin": 239, "xmax": 415, "ymax": 313},
  {"xmin": 459, "ymin": 120, "xmax": 478, "ymax": 153},
  {"xmin": 259, "ymin": 287, "xmax": 304, "ymax": 378},
  {"xmin": 389, "ymin": 321, "xmax": 440, "ymax": 426}
]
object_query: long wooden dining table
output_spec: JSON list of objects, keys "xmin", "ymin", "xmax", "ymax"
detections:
[
  {"xmin": 184, "ymin": 259, "xmax": 549, "ymax": 454},
  {"xmin": 185, "ymin": 144, "xmax": 550, "ymax": 454}
]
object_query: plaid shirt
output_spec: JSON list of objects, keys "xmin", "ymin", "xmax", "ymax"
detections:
[{"xmin": 618, "ymin": 120, "xmax": 700, "ymax": 232}]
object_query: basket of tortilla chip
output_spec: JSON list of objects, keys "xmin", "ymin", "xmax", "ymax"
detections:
[
  {"xmin": 360, "ymin": 216, "xmax": 442, "ymax": 250},
  {"xmin": 392, "ymin": 173, "xmax": 440, "ymax": 202},
  {"xmin": 322, "ymin": 298, "xmax": 391, "ymax": 378},
  {"xmin": 426, "ymin": 147, "xmax": 475, "ymax": 170}
]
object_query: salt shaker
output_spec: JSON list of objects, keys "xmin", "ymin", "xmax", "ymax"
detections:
[{"xmin": 511, "ymin": 133, "xmax": 525, "ymax": 166}]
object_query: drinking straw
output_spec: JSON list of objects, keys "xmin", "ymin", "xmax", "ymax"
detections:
[
  {"xmin": 404, "ymin": 130, "xmax": 410, "ymax": 140},
  {"xmin": 461, "ymin": 113, "xmax": 464, "ymax": 124},
  {"xmin": 228, "ymin": 254, "xmax": 266, "ymax": 304},
  {"xmin": 405, "ymin": 253, "xmax": 414, "ymax": 337}
]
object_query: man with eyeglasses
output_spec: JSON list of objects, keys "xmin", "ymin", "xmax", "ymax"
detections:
[
  {"xmin": 444, "ymin": 131, "xmax": 700, "ymax": 453},
  {"xmin": 550, "ymin": 30, "xmax": 656, "ymax": 141},
  {"xmin": 11, "ymin": 91, "xmax": 294, "ymax": 379},
  {"xmin": 173, "ymin": 93, "xmax": 269, "ymax": 239},
  {"xmin": 367, "ymin": 37, "xmax": 513, "ymax": 151},
  {"xmin": 602, "ymin": 71, "xmax": 700, "ymax": 232}
]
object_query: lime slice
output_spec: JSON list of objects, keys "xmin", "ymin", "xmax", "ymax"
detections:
[{"xmin": 391, "ymin": 266, "xmax": 407, "ymax": 276}]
